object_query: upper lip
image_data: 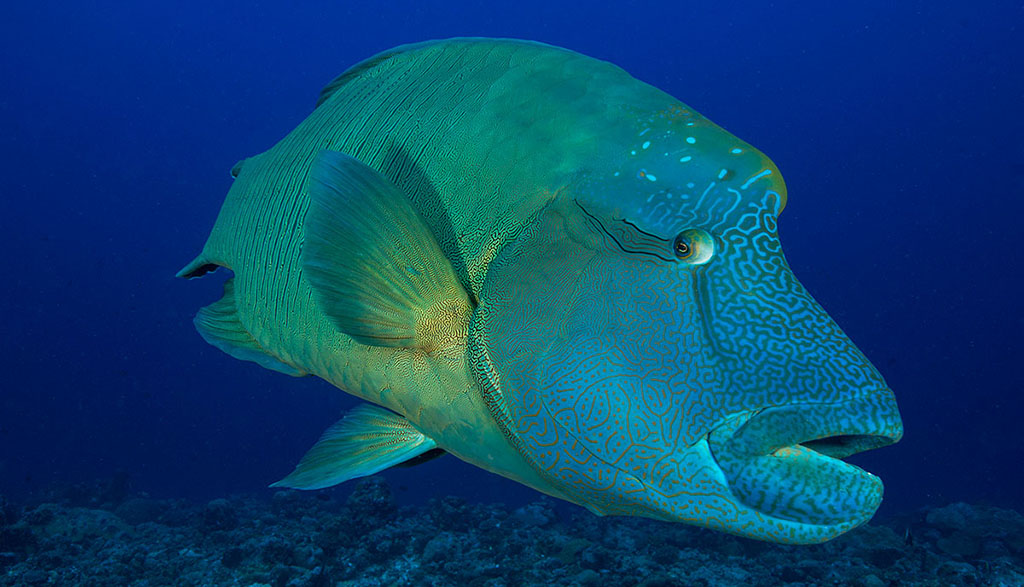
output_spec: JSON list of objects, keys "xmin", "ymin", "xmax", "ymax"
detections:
[{"xmin": 727, "ymin": 391, "xmax": 903, "ymax": 460}]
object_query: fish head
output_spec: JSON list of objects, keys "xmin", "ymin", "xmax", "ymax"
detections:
[{"xmin": 472, "ymin": 111, "xmax": 903, "ymax": 544}]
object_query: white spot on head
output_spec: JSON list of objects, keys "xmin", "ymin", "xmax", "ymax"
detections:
[
  {"xmin": 686, "ymin": 137, "xmax": 696, "ymax": 144},
  {"xmin": 630, "ymin": 150, "xmax": 637, "ymax": 155},
  {"xmin": 679, "ymin": 155, "xmax": 692, "ymax": 162},
  {"xmin": 731, "ymin": 148, "xmax": 743, "ymax": 154}
]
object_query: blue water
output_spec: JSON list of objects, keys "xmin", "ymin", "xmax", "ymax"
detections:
[{"xmin": 1, "ymin": 0, "xmax": 1021, "ymax": 522}]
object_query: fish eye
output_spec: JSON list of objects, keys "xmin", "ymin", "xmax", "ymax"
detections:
[
  {"xmin": 672, "ymin": 229, "xmax": 714, "ymax": 265},
  {"xmin": 673, "ymin": 235, "xmax": 692, "ymax": 259}
]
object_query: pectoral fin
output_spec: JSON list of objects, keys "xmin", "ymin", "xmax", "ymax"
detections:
[
  {"xmin": 271, "ymin": 404, "xmax": 439, "ymax": 490},
  {"xmin": 302, "ymin": 150, "xmax": 472, "ymax": 352}
]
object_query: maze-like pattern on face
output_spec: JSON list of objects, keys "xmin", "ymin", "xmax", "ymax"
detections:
[{"xmin": 473, "ymin": 105, "xmax": 899, "ymax": 541}]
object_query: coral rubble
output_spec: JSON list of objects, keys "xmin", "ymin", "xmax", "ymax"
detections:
[{"xmin": 1, "ymin": 478, "xmax": 1022, "ymax": 586}]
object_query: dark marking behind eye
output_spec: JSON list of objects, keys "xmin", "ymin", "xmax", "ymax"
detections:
[{"xmin": 574, "ymin": 200, "xmax": 674, "ymax": 262}]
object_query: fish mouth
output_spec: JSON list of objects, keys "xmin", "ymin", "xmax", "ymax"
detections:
[{"xmin": 707, "ymin": 391, "xmax": 903, "ymax": 531}]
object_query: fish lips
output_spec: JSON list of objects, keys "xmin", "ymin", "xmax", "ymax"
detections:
[{"xmin": 707, "ymin": 391, "xmax": 903, "ymax": 531}]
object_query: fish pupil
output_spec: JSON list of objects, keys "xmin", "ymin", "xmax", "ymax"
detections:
[{"xmin": 673, "ymin": 234, "xmax": 691, "ymax": 258}]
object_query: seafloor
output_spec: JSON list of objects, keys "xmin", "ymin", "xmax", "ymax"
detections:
[{"xmin": 1, "ymin": 476, "xmax": 1022, "ymax": 586}]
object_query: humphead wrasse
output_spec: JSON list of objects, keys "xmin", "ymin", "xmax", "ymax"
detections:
[{"xmin": 179, "ymin": 38, "xmax": 902, "ymax": 544}]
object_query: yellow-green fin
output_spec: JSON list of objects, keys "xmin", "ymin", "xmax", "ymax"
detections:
[
  {"xmin": 271, "ymin": 404, "xmax": 439, "ymax": 490},
  {"xmin": 302, "ymin": 150, "xmax": 472, "ymax": 350},
  {"xmin": 193, "ymin": 278, "xmax": 305, "ymax": 377}
]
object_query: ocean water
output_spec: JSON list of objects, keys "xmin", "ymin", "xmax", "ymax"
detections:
[{"xmin": 1, "ymin": 1, "xmax": 1022, "ymax": 584}]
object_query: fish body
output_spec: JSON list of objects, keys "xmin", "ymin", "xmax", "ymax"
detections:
[{"xmin": 180, "ymin": 38, "xmax": 902, "ymax": 544}]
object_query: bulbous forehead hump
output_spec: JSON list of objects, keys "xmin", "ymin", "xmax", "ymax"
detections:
[{"xmin": 584, "ymin": 104, "xmax": 787, "ymax": 235}]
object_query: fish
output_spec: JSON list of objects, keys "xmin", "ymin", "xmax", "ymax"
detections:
[{"xmin": 179, "ymin": 38, "xmax": 903, "ymax": 544}]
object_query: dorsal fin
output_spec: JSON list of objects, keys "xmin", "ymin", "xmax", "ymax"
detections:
[
  {"xmin": 315, "ymin": 48, "xmax": 405, "ymax": 108},
  {"xmin": 315, "ymin": 39, "xmax": 504, "ymax": 108},
  {"xmin": 230, "ymin": 158, "xmax": 247, "ymax": 178}
]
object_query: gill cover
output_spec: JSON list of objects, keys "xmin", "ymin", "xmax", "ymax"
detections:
[{"xmin": 470, "ymin": 194, "xmax": 704, "ymax": 517}]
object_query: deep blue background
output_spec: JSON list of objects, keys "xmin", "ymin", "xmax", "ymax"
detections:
[{"xmin": 1, "ymin": 1, "xmax": 1021, "ymax": 519}]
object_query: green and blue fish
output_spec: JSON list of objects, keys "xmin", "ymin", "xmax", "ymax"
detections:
[{"xmin": 180, "ymin": 38, "xmax": 902, "ymax": 544}]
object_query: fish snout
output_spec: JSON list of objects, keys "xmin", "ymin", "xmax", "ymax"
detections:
[{"xmin": 707, "ymin": 391, "xmax": 902, "ymax": 539}]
